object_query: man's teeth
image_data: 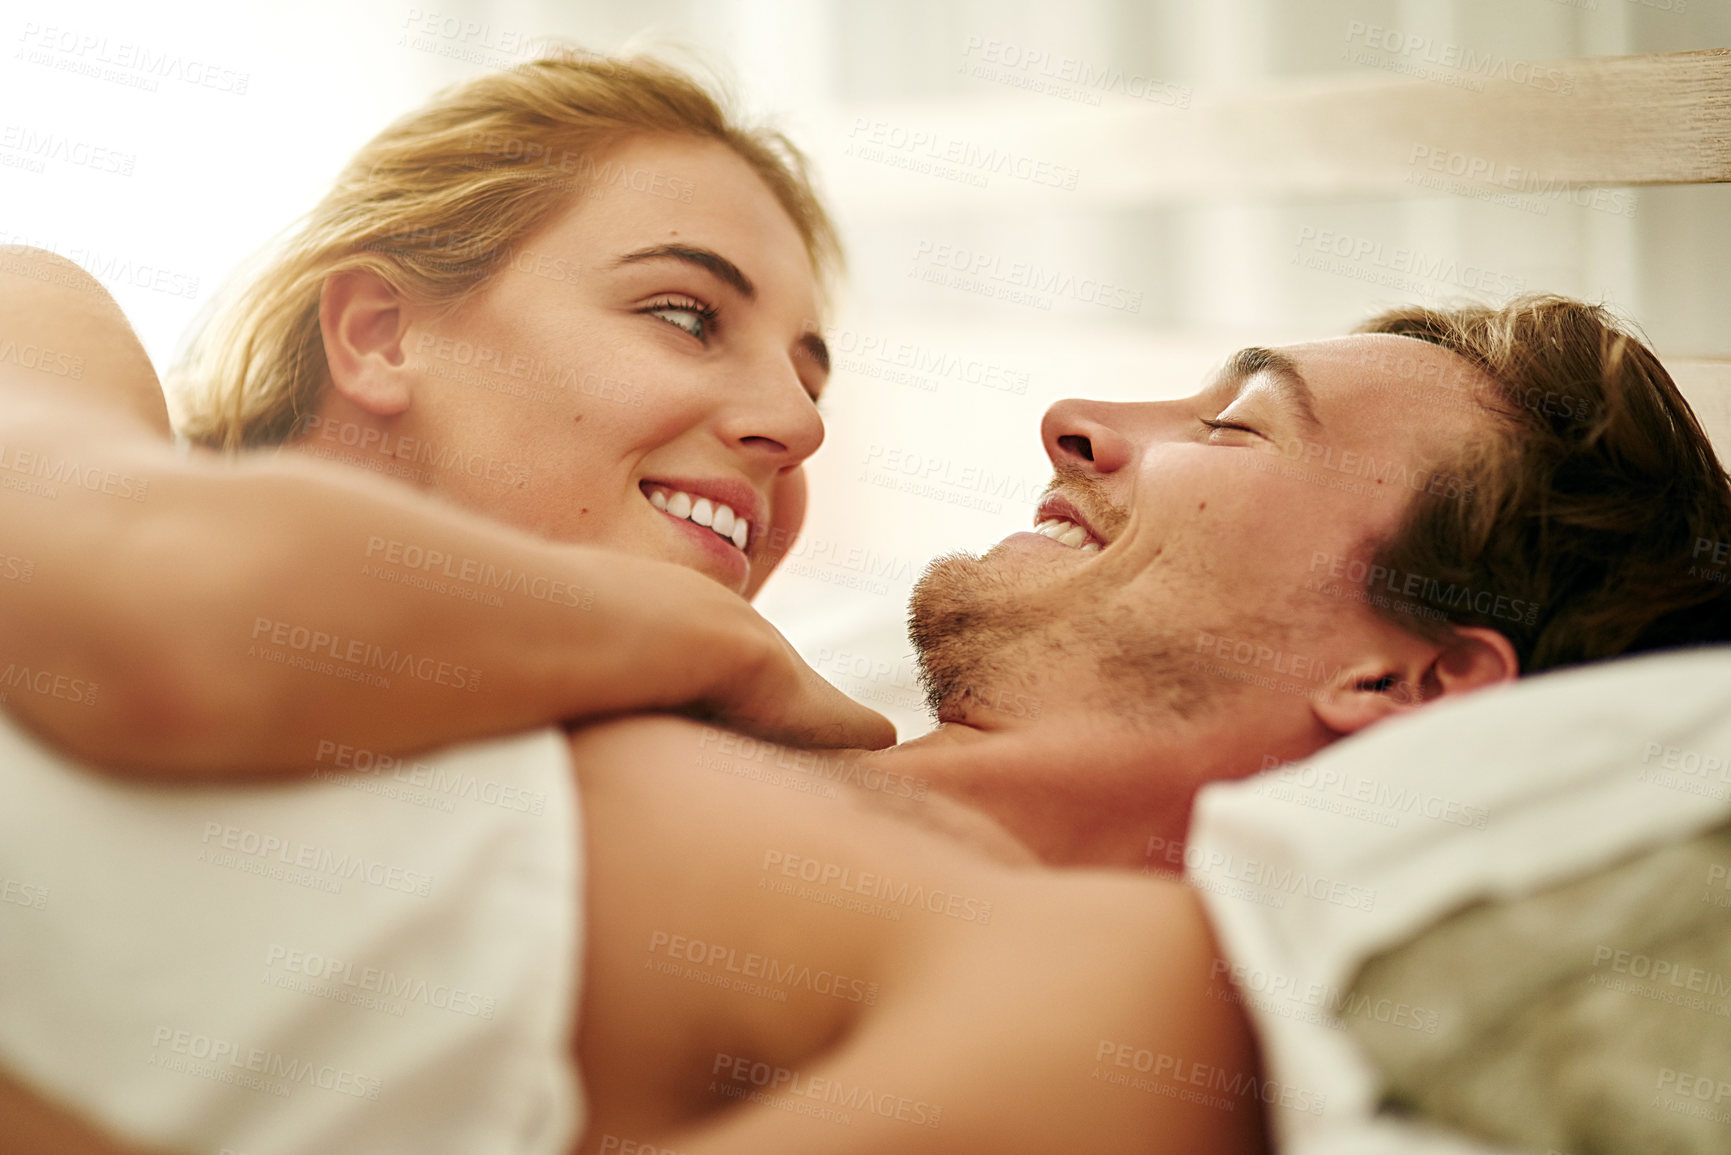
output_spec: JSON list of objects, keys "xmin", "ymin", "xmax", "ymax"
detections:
[
  {"xmin": 649, "ymin": 488, "xmax": 751, "ymax": 550},
  {"xmin": 1034, "ymin": 518, "xmax": 1102, "ymax": 552}
]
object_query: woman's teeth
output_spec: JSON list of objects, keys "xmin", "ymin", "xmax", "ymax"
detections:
[
  {"xmin": 1034, "ymin": 518, "xmax": 1102, "ymax": 552},
  {"xmin": 649, "ymin": 487, "xmax": 751, "ymax": 550}
]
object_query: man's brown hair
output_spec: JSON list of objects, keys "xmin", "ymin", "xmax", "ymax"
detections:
[{"xmin": 1359, "ymin": 295, "xmax": 1731, "ymax": 673}]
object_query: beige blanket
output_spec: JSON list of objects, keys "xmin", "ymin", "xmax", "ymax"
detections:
[{"xmin": 1346, "ymin": 820, "xmax": 1731, "ymax": 1155}]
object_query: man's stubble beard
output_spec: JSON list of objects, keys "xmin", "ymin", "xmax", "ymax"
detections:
[{"xmin": 907, "ymin": 542, "xmax": 1221, "ymax": 729}]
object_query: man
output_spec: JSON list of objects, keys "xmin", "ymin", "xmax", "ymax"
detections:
[{"xmin": 4, "ymin": 289, "xmax": 1730, "ymax": 1152}]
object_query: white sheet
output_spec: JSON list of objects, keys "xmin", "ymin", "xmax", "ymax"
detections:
[
  {"xmin": 0, "ymin": 714, "xmax": 584, "ymax": 1154},
  {"xmin": 1186, "ymin": 646, "xmax": 1731, "ymax": 1155}
]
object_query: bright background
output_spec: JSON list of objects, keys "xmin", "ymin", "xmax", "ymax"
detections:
[{"xmin": 4, "ymin": 0, "xmax": 1727, "ymax": 737}]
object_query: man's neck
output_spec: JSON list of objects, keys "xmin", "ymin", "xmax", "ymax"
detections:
[{"xmin": 860, "ymin": 720, "xmax": 1234, "ymax": 871}]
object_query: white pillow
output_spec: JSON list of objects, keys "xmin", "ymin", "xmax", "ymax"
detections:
[{"xmin": 1185, "ymin": 646, "xmax": 1731, "ymax": 1155}]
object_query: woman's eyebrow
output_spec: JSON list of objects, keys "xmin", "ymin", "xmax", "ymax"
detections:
[{"xmin": 611, "ymin": 244, "xmax": 756, "ymax": 300}]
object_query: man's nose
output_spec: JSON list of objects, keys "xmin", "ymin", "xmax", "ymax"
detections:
[{"xmin": 1041, "ymin": 399, "xmax": 1136, "ymax": 475}]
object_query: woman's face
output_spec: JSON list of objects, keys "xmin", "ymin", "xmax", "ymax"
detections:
[{"xmin": 323, "ymin": 135, "xmax": 830, "ymax": 597}]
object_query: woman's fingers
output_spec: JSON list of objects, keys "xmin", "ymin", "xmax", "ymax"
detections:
[{"xmin": 681, "ymin": 610, "xmax": 896, "ymax": 751}]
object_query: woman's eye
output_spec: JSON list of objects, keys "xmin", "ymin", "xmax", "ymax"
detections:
[{"xmin": 643, "ymin": 298, "xmax": 718, "ymax": 342}]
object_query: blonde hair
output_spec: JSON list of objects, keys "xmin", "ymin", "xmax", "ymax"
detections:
[{"xmin": 172, "ymin": 49, "xmax": 842, "ymax": 449}]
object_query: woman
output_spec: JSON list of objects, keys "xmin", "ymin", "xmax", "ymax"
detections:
[{"xmin": 0, "ymin": 50, "xmax": 892, "ymax": 776}]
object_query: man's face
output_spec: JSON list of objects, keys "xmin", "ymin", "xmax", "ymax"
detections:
[{"xmin": 910, "ymin": 334, "xmax": 1495, "ymax": 751}]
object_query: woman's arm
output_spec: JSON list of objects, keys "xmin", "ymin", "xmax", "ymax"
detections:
[
  {"xmin": 0, "ymin": 245, "xmax": 171, "ymax": 439},
  {"xmin": 0, "ymin": 1064, "xmax": 158, "ymax": 1155},
  {"xmin": 0, "ymin": 251, "xmax": 892, "ymax": 778}
]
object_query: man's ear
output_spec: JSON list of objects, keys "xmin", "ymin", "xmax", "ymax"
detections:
[
  {"xmin": 319, "ymin": 269, "xmax": 415, "ymax": 417},
  {"xmin": 1310, "ymin": 626, "xmax": 1519, "ymax": 737}
]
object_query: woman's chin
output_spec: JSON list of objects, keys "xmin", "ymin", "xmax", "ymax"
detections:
[{"xmin": 653, "ymin": 514, "xmax": 752, "ymax": 593}]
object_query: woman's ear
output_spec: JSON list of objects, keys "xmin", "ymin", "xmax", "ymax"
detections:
[
  {"xmin": 319, "ymin": 269, "xmax": 415, "ymax": 417},
  {"xmin": 1310, "ymin": 626, "xmax": 1519, "ymax": 736}
]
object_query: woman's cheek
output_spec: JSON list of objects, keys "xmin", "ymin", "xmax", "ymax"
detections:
[{"xmin": 744, "ymin": 466, "xmax": 806, "ymax": 601}]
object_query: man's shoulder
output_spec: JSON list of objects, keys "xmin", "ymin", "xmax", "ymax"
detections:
[
  {"xmin": 563, "ymin": 713, "xmax": 712, "ymax": 778},
  {"xmin": 563, "ymin": 714, "xmax": 806, "ymax": 785},
  {"xmin": 564, "ymin": 715, "xmax": 1040, "ymax": 866}
]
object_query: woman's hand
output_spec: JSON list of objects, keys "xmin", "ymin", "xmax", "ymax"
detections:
[{"xmin": 640, "ymin": 557, "xmax": 895, "ymax": 749}]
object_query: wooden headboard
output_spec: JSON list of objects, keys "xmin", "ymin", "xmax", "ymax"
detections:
[{"xmin": 837, "ymin": 46, "xmax": 1731, "ymax": 455}]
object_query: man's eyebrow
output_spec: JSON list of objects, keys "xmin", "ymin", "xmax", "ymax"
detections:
[
  {"xmin": 1219, "ymin": 346, "xmax": 1322, "ymax": 432},
  {"xmin": 611, "ymin": 244, "xmax": 756, "ymax": 300}
]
